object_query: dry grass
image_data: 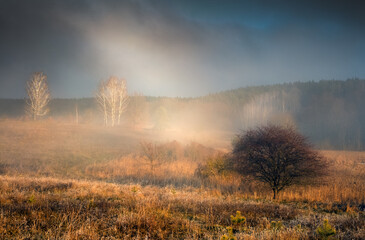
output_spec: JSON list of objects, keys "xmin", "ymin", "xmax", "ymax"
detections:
[
  {"xmin": 0, "ymin": 119, "xmax": 364, "ymax": 239},
  {"xmin": 0, "ymin": 118, "xmax": 161, "ymax": 177},
  {"xmin": 0, "ymin": 175, "xmax": 364, "ymax": 239},
  {"xmin": 85, "ymin": 154, "xmax": 201, "ymax": 187},
  {"xmin": 234, "ymin": 150, "xmax": 365, "ymax": 205}
]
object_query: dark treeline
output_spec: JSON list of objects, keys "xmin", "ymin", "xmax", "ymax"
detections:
[
  {"xmin": 203, "ymin": 79, "xmax": 365, "ymax": 150},
  {"xmin": 0, "ymin": 79, "xmax": 364, "ymax": 150}
]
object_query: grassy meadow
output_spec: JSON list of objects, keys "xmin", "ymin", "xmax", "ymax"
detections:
[{"xmin": 0, "ymin": 119, "xmax": 364, "ymax": 239}]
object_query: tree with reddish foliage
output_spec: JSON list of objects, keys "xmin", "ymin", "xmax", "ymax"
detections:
[{"xmin": 232, "ymin": 125, "xmax": 327, "ymax": 199}]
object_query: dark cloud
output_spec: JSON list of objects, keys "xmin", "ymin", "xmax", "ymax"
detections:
[{"xmin": 0, "ymin": 0, "xmax": 365, "ymax": 98}]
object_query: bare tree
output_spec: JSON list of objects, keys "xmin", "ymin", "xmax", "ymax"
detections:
[
  {"xmin": 96, "ymin": 77, "xmax": 129, "ymax": 126},
  {"xmin": 96, "ymin": 80, "xmax": 109, "ymax": 126},
  {"xmin": 116, "ymin": 79, "xmax": 129, "ymax": 125},
  {"xmin": 26, "ymin": 72, "xmax": 51, "ymax": 120},
  {"xmin": 140, "ymin": 141, "xmax": 169, "ymax": 171},
  {"xmin": 236, "ymin": 90, "xmax": 299, "ymax": 130},
  {"xmin": 231, "ymin": 125, "xmax": 327, "ymax": 199}
]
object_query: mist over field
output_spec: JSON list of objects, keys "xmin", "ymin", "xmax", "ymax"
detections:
[
  {"xmin": 1, "ymin": 79, "xmax": 364, "ymax": 150},
  {"xmin": 0, "ymin": 0, "xmax": 365, "ymax": 239}
]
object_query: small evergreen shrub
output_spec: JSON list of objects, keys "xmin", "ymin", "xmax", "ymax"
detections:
[
  {"xmin": 270, "ymin": 221, "xmax": 283, "ymax": 231},
  {"xmin": 230, "ymin": 211, "xmax": 246, "ymax": 226},
  {"xmin": 221, "ymin": 227, "xmax": 236, "ymax": 240},
  {"xmin": 316, "ymin": 219, "xmax": 336, "ymax": 239}
]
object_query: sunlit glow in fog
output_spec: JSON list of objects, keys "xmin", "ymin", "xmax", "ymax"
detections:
[{"xmin": 1, "ymin": 1, "xmax": 365, "ymax": 97}]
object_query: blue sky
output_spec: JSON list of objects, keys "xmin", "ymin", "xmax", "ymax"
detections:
[{"xmin": 0, "ymin": 0, "xmax": 365, "ymax": 98}]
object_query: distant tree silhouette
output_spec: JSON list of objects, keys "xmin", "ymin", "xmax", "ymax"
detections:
[
  {"xmin": 128, "ymin": 92, "xmax": 147, "ymax": 128},
  {"xmin": 154, "ymin": 106, "xmax": 169, "ymax": 130},
  {"xmin": 232, "ymin": 125, "xmax": 327, "ymax": 199},
  {"xmin": 26, "ymin": 72, "xmax": 50, "ymax": 120},
  {"xmin": 140, "ymin": 141, "xmax": 171, "ymax": 171}
]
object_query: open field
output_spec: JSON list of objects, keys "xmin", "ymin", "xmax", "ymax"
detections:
[
  {"xmin": 2, "ymin": 0, "xmax": 365, "ymax": 238},
  {"xmin": 0, "ymin": 119, "xmax": 364, "ymax": 239},
  {"xmin": 0, "ymin": 176, "xmax": 364, "ymax": 239}
]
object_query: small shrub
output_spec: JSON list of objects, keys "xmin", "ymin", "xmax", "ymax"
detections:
[
  {"xmin": 316, "ymin": 219, "xmax": 336, "ymax": 239},
  {"xmin": 270, "ymin": 221, "xmax": 283, "ymax": 231},
  {"xmin": 195, "ymin": 154, "xmax": 231, "ymax": 179},
  {"xmin": 230, "ymin": 211, "xmax": 246, "ymax": 226},
  {"xmin": 28, "ymin": 193, "xmax": 36, "ymax": 204},
  {"xmin": 131, "ymin": 186, "xmax": 139, "ymax": 193},
  {"xmin": 221, "ymin": 227, "xmax": 236, "ymax": 240}
]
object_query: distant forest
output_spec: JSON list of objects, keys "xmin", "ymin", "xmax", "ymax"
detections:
[
  {"xmin": 203, "ymin": 79, "xmax": 365, "ymax": 150},
  {"xmin": 1, "ymin": 79, "xmax": 364, "ymax": 150}
]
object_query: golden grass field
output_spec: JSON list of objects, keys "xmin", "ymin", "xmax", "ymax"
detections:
[{"xmin": 0, "ymin": 119, "xmax": 364, "ymax": 239}]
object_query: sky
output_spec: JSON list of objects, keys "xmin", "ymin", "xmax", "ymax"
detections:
[{"xmin": 0, "ymin": 0, "xmax": 365, "ymax": 98}]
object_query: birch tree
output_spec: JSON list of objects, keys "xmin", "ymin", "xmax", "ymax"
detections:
[
  {"xmin": 96, "ymin": 80, "xmax": 108, "ymax": 126},
  {"xmin": 26, "ymin": 72, "xmax": 51, "ymax": 120},
  {"xmin": 96, "ymin": 77, "xmax": 129, "ymax": 126},
  {"xmin": 116, "ymin": 79, "xmax": 129, "ymax": 125}
]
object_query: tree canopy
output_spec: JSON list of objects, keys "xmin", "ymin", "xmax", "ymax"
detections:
[{"xmin": 232, "ymin": 125, "xmax": 327, "ymax": 199}]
